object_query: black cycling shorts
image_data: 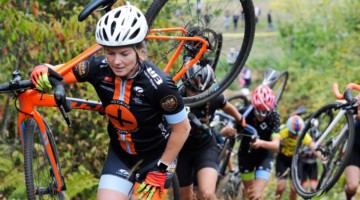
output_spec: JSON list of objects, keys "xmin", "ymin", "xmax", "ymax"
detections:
[
  {"xmin": 300, "ymin": 162, "xmax": 318, "ymax": 183},
  {"xmin": 176, "ymin": 137, "xmax": 219, "ymax": 187},
  {"xmin": 275, "ymin": 153, "xmax": 292, "ymax": 179},
  {"xmin": 347, "ymin": 144, "xmax": 360, "ymax": 167}
]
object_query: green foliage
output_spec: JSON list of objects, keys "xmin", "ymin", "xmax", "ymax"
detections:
[{"xmin": 269, "ymin": 0, "xmax": 360, "ymax": 115}]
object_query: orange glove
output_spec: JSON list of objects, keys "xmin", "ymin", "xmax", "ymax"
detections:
[{"xmin": 135, "ymin": 171, "xmax": 167, "ymax": 200}]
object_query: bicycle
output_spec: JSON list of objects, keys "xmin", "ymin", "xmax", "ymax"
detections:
[{"xmin": 291, "ymin": 82, "xmax": 359, "ymax": 199}]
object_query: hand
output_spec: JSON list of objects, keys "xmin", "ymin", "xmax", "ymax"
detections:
[
  {"xmin": 221, "ymin": 125, "xmax": 237, "ymax": 137},
  {"xmin": 250, "ymin": 139, "xmax": 263, "ymax": 149},
  {"xmin": 30, "ymin": 64, "xmax": 62, "ymax": 91},
  {"xmin": 135, "ymin": 170, "xmax": 167, "ymax": 200},
  {"xmin": 30, "ymin": 65, "xmax": 52, "ymax": 91}
]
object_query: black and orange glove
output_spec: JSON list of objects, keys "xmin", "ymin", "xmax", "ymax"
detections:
[
  {"xmin": 135, "ymin": 169, "xmax": 167, "ymax": 200},
  {"xmin": 30, "ymin": 64, "xmax": 62, "ymax": 91}
]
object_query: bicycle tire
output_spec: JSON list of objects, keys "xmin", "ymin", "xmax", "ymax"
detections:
[
  {"xmin": 24, "ymin": 118, "xmax": 65, "ymax": 200},
  {"xmin": 145, "ymin": 0, "xmax": 256, "ymax": 107},
  {"xmin": 226, "ymin": 94, "xmax": 250, "ymax": 111},
  {"xmin": 217, "ymin": 137, "xmax": 235, "ymax": 177},
  {"xmin": 291, "ymin": 102, "xmax": 355, "ymax": 199},
  {"xmin": 268, "ymin": 70, "xmax": 288, "ymax": 105},
  {"xmin": 169, "ymin": 172, "xmax": 180, "ymax": 200}
]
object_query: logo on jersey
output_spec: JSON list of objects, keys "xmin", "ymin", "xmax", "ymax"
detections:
[
  {"xmin": 75, "ymin": 60, "xmax": 90, "ymax": 78},
  {"xmin": 105, "ymin": 101, "xmax": 138, "ymax": 132},
  {"xmin": 160, "ymin": 95, "xmax": 178, "ymax": 112},
  {"xmin": 104, "ymin": 76, "xmax": 113, "ymax": 82},
  {"xmin": 133, "ymin": 86, "xmax": 144, "ymax": 97},
  {"xmin": 260, "ymin": 122, "xmax": 268, "ymax": 130},
  {"xmin": 146, "ymin": 67, "xmax": 163, "ymax": 85}
]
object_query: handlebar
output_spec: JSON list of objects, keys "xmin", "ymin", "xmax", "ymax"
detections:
[
  {"xmin": 78, "ymin": 0, "xmax": 116, "ymax": 22},
  {"xmin": 188, "ymin": 112, "xmax": 212, "ymax": 136},
  {"xmin": 332, "ymin": 82, "xmax": 360, "ymax": 104},
  {"xmin": 0, "ymin": 70, "xmax": 72, "ymax": 127},
  {"xmin": 213, "ymin": 111, "xmax": 259, "ymax": 140}
]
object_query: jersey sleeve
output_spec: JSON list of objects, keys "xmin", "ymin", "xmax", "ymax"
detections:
[
  {"xmin": 270, "ymin": 111, "xmax": 281, "ymax": 137},
  {"xmin": 217, "ymin": 94, "xmax": 227, "ymax": 109},
  {"xmin": 302, "ymin": 133, "xmax": 313, "ymax": 146},
  {"xmin": 154, "ymin": 74, "xmax": 187, "ymax": 124},
  {"xmin": 72, "ymin": 56, "xmax": 106, "ymax": 83}
]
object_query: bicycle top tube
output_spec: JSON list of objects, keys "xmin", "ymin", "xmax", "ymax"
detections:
[{"xmin": 54, "ymin": 29, "xmax": 208, "ymax": 83}]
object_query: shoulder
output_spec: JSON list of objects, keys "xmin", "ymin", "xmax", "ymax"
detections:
[
  {"xmin": 73, "ymin": 55, "xmax": 111, "ymax": 80},
  {"xmin": 141, "ymin": 61, "xmax": 174, "ymax": 87}
]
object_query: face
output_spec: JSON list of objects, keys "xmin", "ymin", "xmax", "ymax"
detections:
[
  {"xmin": 104, "ymin": 46, "xmax": 139, "ymax": 79},
  {"xmin": 186, "ymin": 88, "xmax": 201, "ymax": 97}
]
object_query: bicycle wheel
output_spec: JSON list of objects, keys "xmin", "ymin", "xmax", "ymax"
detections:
[
  {"xmin": 168, "ymin": 173, "xmax": 180, "ymax": 200},
  {"xmin": 268, "ymin": 70, "xmax": 288, "ymax": 104},
  {"xmin": 226, "ymin": 94, "xmax": 250, "ymax": 111},
  {"xmin": 217, "ymin": 136, "xmax": 235, "ymax": 177},
  {"xmin": 145, "ymin": 0, "xmax": 255, "ymax": 107},
  {"xmin": 24, "ymin": 118, "xmax": 65, "ymax": 200},
  {"xmin": 291, "ymin": 102, "xmax": 355, "ymax": 199}
]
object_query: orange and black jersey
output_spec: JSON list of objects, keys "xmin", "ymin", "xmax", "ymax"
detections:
[{"xmin": 73, "ymin": 56, "xmax": 187, "ymax": 156}]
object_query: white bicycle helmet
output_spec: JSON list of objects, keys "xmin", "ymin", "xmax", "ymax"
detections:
[{"xmin": 95, "ymin": 2, "xmax": 148, "ymax": 46}]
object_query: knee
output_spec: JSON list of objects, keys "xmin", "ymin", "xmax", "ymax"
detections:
[
  {"xmin": 345, "ymin": 182, "xmax": 359, "ymax": 195},
  {"xmin": 197, "ymin": 188, "xmax": 215, "ymax": 200}
]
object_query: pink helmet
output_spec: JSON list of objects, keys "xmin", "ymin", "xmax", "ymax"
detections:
[{"xmin": 251, "ymin": 84, "xmax": 276, "ymax": 117}]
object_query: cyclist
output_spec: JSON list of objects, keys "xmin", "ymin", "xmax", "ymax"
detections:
[
  {"xmin": 30, "ymin": 4, "xmax": 191, "ymax": 200},
  {"xmin": 177, "ymin": 63, "xmax": 245, "ymax": 200},
  {"xmin": 274, "ymin": 115, "xmax": 319, "ymax": 200},
  {"xmin": 300, "ymin": 118, "xmax": 319, "ymax": 192},
  {"xmin": 344, "ymin": 101, "xmax": 360, "ymax": 200},
  {"xmin": 237, "ymin": 84, "xmax": 281, "ymax": 200}
]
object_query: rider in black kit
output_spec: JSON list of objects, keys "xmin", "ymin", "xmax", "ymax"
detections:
[
  {"xmin": 30, "ymin": 3, "xmax": 190, "ymax": 200},
  {"xmin": 176, "ymin": 63, "xmax": 244, "ymax": 200},
  {"xmin": 237, "ymin": 84, "xmax": 281, "ymax": 200}
]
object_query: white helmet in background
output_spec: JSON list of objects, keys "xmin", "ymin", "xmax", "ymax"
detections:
[{"xmin": 95, "ymin": 2, "xmax": 148, "ymax": 46}]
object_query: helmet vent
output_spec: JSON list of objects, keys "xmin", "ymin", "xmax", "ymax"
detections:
[
  {"xmin": 102, "ymin": 29, "xmax": 108, "ymax": 41},
  {"xmin": 131, "ymin": 18, "xmax": 138, "ymax": 27},
  {"xmin": 129, "ymin": 28, "xmax": 140, "ymax": 40},
  {"xmin": 104, "ymin": 16, "xmax": 109, "ymax": 25},
  {"xmin": 114, "ymin": 10, "xmax": 121, "ymax": 18},
  {"xmin": 111, "ymin": 21, "xmax": 116, "ymax": 35},
  {"xmin": 123, "ymin": 29, "xmax": 130, "ymax": 41}
]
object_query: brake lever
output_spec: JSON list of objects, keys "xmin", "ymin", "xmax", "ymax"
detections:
[{"xmin": 49, "ymin": 77, "xmax": 72, "ymax": 128}]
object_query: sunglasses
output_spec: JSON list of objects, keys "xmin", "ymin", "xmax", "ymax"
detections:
[{"xmin": 254, "ymin": 108, "xmax": 270, "ymax": 117}]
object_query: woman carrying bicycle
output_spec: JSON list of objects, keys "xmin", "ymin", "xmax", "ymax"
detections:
[
  {"xmin": 275, "ymin": 115, "xmax": 319, "ymax": 200},
  {"xmin": 237, "ymin": 84, "xmax": 281, "ymax": 200},
  {"xmin": 30, "ymin": 4, "xmax": 191, "ymax": 200},
  {"xmin": 176, "ymin": 63, "xmax": 244, "ymax": 200}
]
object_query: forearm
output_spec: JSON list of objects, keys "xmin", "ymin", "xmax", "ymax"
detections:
[
  {"xmin": 160, "ymin": 119, "xmax": 190, "ymax": 165},
  {"xmin": 223, "ymin": 102, "xmax": 243, "ymax": 122},
  {"xmin": 259, "ymin": 137, "xmax": 280, "ymax": 151}
]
